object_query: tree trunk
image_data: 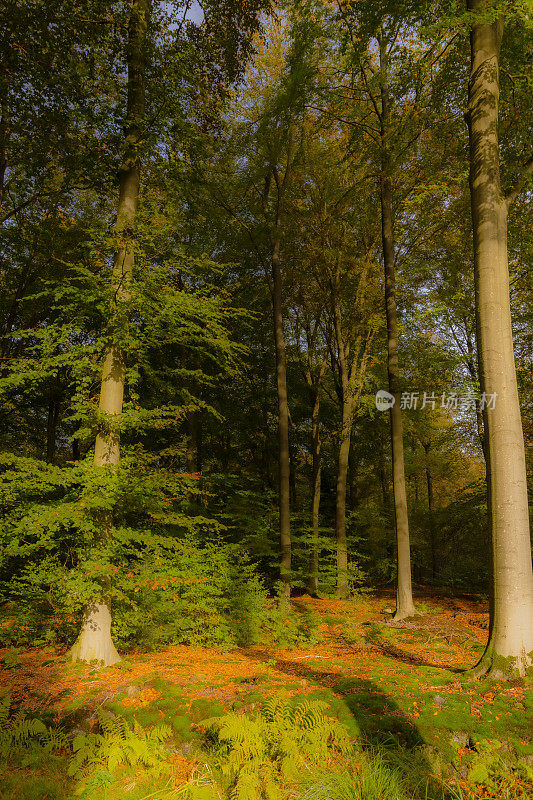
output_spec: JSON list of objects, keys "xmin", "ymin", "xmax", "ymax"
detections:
[
  {"xmin": 45, "ymin": 396, "xmax": 60, "ymax": 464},
  {"xmin": 336, "ymin": 398, "xmax": 354, "ymax": 599},
  {"xmin": 289, "ymin": 445, "xmax": 297, "ymax": 505},
  {"xmin": 348, "ymin": 445, "xmax": 359, "ymax": 510},
  {"xmin": 423, "ymin": 443, "xmax": 437, "ymax": 583},
  {"xmin": 0, "ymin": 81, "xmax": 8, "ymax": 213},
  {"xmin": 69, "ymin": 603, "xmax": 119, "ymax": 665},
  {"xmin": 261, "ymin": 400, "xmax": 273, "ymax": 490},
  {"xmin": 70, "ymin": 0, "xmax": 151, "ymax": 666},
  {"xmin": 271, "ymin": 235, "xmax": 291, "ymax": 602},
  {"xmin": 465, "ymin": 328, "xmax": 494, "ymax": 633},
  {"xmin": 379, "ymin": 39, "xmax": 415, "ymax": 620},
  {"xmin": 308, "ymin": 395, "xmax": 321, "ymax": 596},
  {"xmin": 466, "ymin": 0, "xmax": 533, "ymax": 677},
  {"xmin": 379, "ymin": 446, "xmax": 390, "ymax": 509}
]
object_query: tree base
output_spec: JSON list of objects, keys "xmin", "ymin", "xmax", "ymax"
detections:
[
  {"xmin": 466, "ymin": 644, "xmax": 533, "ymax": 680},
  {"xmin": 392, "ymin": 606, "xmax": 418, "ymax": 622},
  {"xmin": 70, "ymin": 602, "xmax": 120, "ymax": 667}
]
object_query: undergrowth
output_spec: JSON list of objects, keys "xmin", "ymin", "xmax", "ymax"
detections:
[{"xmin": 204, "ymin": 695, "xmax": 350, "ymax": 799}]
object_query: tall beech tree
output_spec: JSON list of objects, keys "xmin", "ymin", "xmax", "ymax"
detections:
[
  {"xmin": 330, "ymin": 4, "xmax": 436, "ymax": 617},
  {"xmin": 331, "ymin": 0, "xmax": 464, "ymax": 616},
  {"xmin": 327, "ymin": 254, "xmax": 379, "ymax": 599},
  {"xmin": 465, "ymin": 0, "xmax": 533, "ymax": 677},
  {"xmin": 205, "ymin": 15, "xmax": 322, "ymax": 600},
  {"xmin": 265, "ymin": 150, "xmax": 294, "ymax": 603},
  {"xmin": 70, "ymin": 0, "xmax": 152, "ymax": 666},
  {"xmin": 290, "ymin": 301, "xmax": 327, "ymax": 595},
  {"xmin": 375, "ymin": 31, "xmax": 416, "ymax": 619}
]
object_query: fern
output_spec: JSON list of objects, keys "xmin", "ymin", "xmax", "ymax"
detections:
[
  {"xmin": 0, "ymin": 695, "xmax": 48, "ymax": 757},
  {"xmin": 68, "ymin": 709, "xmax": 172, "ymax": 796},
  {"xmin": 205, "ymin": 696, "xmax": 350, "ymax": 799}
]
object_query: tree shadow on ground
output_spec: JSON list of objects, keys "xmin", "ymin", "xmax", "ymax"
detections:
[
  {"xmin": 243, "ymin": 649, "xmax": 457, "ymax": 799},
  {"xmin": 364, "ymin": 634, "xmax": 464, "ymax": 674},
  {"xmin": 0, "ymin": 640, "xmax": 87, "ymax": 733}
]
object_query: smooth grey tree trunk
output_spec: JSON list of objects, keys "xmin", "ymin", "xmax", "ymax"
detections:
[
  {"xmin": 379, "ymin": 38, "xmax": 415, "ymax": 620},
  {"xmin": 71, "ymin": 0, "xmax": 151, "ymax": 666},
  {"xmin": 466, "ymin": 0, "xmax": 533, "ymax": 677}
]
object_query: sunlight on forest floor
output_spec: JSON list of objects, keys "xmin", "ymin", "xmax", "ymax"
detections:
[{"xmin": 1, "ymin": 590, "xmax": 531, "ymax": 800}]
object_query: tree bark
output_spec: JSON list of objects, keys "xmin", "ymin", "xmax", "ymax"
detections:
[
  {"xmin": 466, "ymin": 0, "xmax": 533, "ymax": 677},
  {"xmin": 379, "ymin": 37, "xmax": 416, "ymax": 620},
  {"xmin": 289, "ymin": 445, "xmax": 297, "ymax": 505},
  {"xmin": 303, "ymin": 325, "xmax": 326, "ymax": 597},
  {"xmin": 271, "ymin": 233, "xmax": 291, "ymax": 603},
  {"xmin": 0, "ymin": 81, "xmax": 8, "ymax": 214},
  {"xmin": 335, "ymin": 397, "xmax": 355, "ymax": 599},
  {"xmin": 330, "ymin": 283, "xmax": 372, "ymax": 600},
  {"xmin": 308, "ymin": 383, "xmax": 321, "ymax": 595},
  {"xmin": 465, "ymin": 325, "xmax": 494, "ymax": 633},
  {"xmin": 348, "ymin": 445, "xmax": 358, "ymax": 511},
  {"xmin": 70, "ymin": 0, "xmax": 151, "ymax": 666},
  {"xmin": 379, "ymin": 445, "xmax": 390, "ymax": 509},
  {"xmin": 422, "ymin": 442, "xmax": 437, "ymax": 583}
]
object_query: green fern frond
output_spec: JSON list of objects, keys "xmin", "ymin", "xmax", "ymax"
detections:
[
  {"xmin": 0, "ymin": 697, "xmax": 49, "ymax": 758},
  {"xmin": 69, "ymin": 710, "xmax": 172, "ymax": 792},
  {"xmin": 209, "ymin": 698, "xmax": 351, "ymax": 798}
]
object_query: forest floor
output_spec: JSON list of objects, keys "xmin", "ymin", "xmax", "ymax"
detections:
[{"xmin": 1, "ymin": 589, "xmax": 532, "ymax": 800}]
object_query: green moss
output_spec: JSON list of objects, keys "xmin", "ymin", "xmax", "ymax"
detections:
[
  {"xmin": 131, "ymin": 709, "xmax": 161, "ymax": 727},
  {"xmin": 189, "ymin": 698, "xmax": 225, "ymax": 723},
  {"xmin": 240, "ymin": 690, "xmax": 264, "ymax": 704},
  {"xmin": 105, "ymin": 700, "xmax": 135, "ymax": 721},
  {"xmin": 0, "ymin": 753, "xmax": 70, "ymax": 800},
  {"xmin": 171, "ymin": 714, "xmax": 193, "ymax": 740},
  {"xmin": 157, "ymin": 697, "xmax": 187, "ymax": 715},
  {"xmin": 516, "ymin": 742, "xmax": 533, "ymax": 757},
  {"xmin": 62, "ymin": 697, "xmax": 86, "ymax": 713},
  {"xmin": 147, "ymin": 676, "xmax": 184, "ymax": 698},
  {"xmin": 0, "ymin": 773, "xmax": 68, "ymax": 800},
  {"xmin": 304, "ymin": 688, "xmax": 337, "ymax": 703},
  {"xmin": 113, "ymin": 659, "xmax": 134, "ymax": 671}
]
